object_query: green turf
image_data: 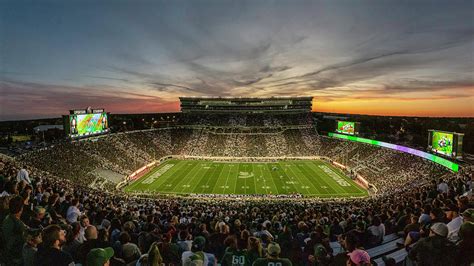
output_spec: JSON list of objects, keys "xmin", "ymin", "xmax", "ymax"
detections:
[{"xmin": 124, "ymin": 159, "xmax": 368, "ymax": 198}]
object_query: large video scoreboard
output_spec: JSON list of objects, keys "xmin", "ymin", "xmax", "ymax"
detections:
[
  {"xmin": 63, "ymin": 107, "xmax": 110, "ymax": 139},
  {"xmin": 335, "ymin": 120, "xmax": 360, "ymax": 135},
  {"xmin": 428, "ymin": 130, "xmax": 463, "ymax": 159}
]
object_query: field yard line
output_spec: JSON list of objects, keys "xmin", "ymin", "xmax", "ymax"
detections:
[
  {"xmin": 127, "ymin": 160, "xmax": 174, "ymax": 191},
  {"xmin": 306, "ymin": 161, "xmax": 347, "ymax": 194},
  {"xmin": 242, "ymin": 164, "xmax": 247, "ymax": 195},
  {"xmin": 299, "ymin": 161, "xmax": 339, "ymax": 194},
  {"xmin": 312, "ymin": 161, "xmax": 364, "ymax": 195},
  {"xmin": 232, "ymin": 164, "xmax": 240, "ymax": 195},
  {"xmin": 223, "ymin": 164, "xmax": 232, "ymax": 194},
  {"xmin": 244, "ymin": 172, "xmax": 247, "ymax": 194},
  {"xmin": 258, "ymin": 164, "xmax": 268, "ymax": 194},
  {"xmin": 212, "ymin": 164, "xmax": 232, "ymax": 194},
  {"xmin": 323, "ymin": 161, "xmax": 367, "ymax": 195},
  {"xmin": 186, "ymin": 161, "xmax": 219, "ymax": 194},
  {"xmin": 271, "ymin": 162, "xmax": 296, "ymax": 194},
  {"xmin": 152, "ymin": 160, "xmax": 190, "ymax": 192},
  {"xmin": 282, "ymin": 161, "xmax": 311, "ymax": 195},
  {"xmin": 201, "ymin": 162, "xmax": 223, "ymax": 194},
  {"xmin": 178, "ymin": 162, "xmax": 210, "ymax": 193},
  {"xmin": 253, "ymin": 165, "xmax": 261, "ymax": 194},
  {"xmin": 292, "ymin": 160, "xmax": 328, "ymax": 195},
  {"xmin": 287, "ymin": 160, "xmax": 323, "ymax": 194},
  {"xmin": 163, "ymin": 161, "xmax": 202, "ymax": 192},
  {"xmin": 201, "ymin": 163, "xmax": 224, "ymax": 193},
  {"xmin": 320, "ymin": 161, "xmax": 366, "ymax": 195},
  {"xmin": 267, "ymin": 163, "xmax": 282, "ymax": 195},
  {"xmin": 148, "ymin": 160, "xmax": 186, "ymax": 191}
]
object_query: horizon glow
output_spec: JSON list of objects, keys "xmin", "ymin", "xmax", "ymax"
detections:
[{"xmin": 1, "ymin": 0, "xmax": 473, "ymax": 120}]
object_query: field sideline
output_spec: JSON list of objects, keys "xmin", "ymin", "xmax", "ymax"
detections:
[{"xmin": 124, "ymin": 159, "xmax": 368, "ymax": 198}]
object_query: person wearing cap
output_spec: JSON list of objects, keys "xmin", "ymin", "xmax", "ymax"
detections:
[
  {"xmin": 462, "ymin": 208, "xmax": 474, "ymax": 223},
  {"xmin": 444, "ymin": 204, "xmax": 463, "ymax": 242},
  {"xmin": 346, "ymin": 249, "xmax": 371, "ymax": 266},
  {"xmin": 340, "ymin": 232, "xmax": 371, "ymax": 266},
  {"xmin": 252, "ymin": 242, "xmax": 292, "ymax": 266},
  {"xmin": 87, "ymin": 247, "xmax": 114, "ymax": 266},
  {"xmin": 22, "ymin": 228, "xmax": 42, "ymax": 266},
  {"xmin": 407, "ymin": 222, "xmax": 458, "ymax": 266},
  {"xmin": 182, "ymin": 236, "xmax": 209, "ymax": 266}
]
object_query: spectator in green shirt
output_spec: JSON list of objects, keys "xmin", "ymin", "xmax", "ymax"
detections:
[
  {"xmin": 2, "ymin": 195, "xmax": 27, "ymax": 266},
  {"xmin": 222, "ymin": 235, "xmax": 251, "ymax": 266},
  {"xmin": 252, "ymin": 242, "xmax": 292, "ymax": 266}
]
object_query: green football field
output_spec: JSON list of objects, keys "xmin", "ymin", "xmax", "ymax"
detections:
[{"xmin": 124, "ymin": 159, "xmax": 368, "ymax": 198}]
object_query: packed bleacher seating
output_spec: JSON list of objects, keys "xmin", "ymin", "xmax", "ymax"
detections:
[{"xmin": 0, "ymin": 112, "xmax": 473, "ymax": 266}]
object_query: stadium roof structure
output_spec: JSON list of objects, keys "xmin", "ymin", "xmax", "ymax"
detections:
[
  {"xmin": 33, "ymin": 125, "xmax": 64, "ymax": 132},
  {"xmin": 179, "ymin": 96, "xmax": 313, "ymax": 113}
]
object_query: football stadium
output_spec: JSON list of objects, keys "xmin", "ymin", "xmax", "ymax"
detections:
[{"xmin": 1, "ymin": 1, "xmax": 473, "ymax": 266}]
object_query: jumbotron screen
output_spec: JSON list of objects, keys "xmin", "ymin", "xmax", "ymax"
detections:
[
  {"xmin": 431, "ymin": 131, "xmax": 454, "ymax": 157},
  {"xmin": 336, "ymin": 121, "xmax": 356, "ymax": 135},
  {"xmin": 68, "ymin": 113, "xmax": 109, "ymax": 138}
]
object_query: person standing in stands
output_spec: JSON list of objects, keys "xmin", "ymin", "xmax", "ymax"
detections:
[
  {"xmin": 2, "ymin": 195, "xmax": 27, "ymax": 266},
  {"xmin": 66, "ymin": 198, "xmax": 82, "ymax": 223},
  {"xmin": 16, "ymin": 167, "xmax": 31, "ymax": 185},
  {"xmin": 34, "ymin": 224, "xmax": 74, "ymax": 266},
  {"xmin": 221, "ymin": 235, "xmax": 250, "ymax": 266},
  {"xmin": 444, "ymin": 204, "xmax": 463, "ymax": 242},
  {"xmin": 252, "ymin": 242, "xmax": 292, "ymax": 266}
]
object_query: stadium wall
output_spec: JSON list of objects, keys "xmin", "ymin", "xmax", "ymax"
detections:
[{"xmin": 328, "ymin": 133, "xmax": 459, "ymax": 172}]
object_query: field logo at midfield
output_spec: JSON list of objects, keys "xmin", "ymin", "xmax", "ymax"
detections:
[
  {"xmin": 142, "ymin": 164, "xmax": 175, "ymax": 184},
  {"xmin": 238, "ymin": 172, "xmax": 254, "ymax": 179},
  {"xmin": 318, "ymin": 165, "xmax": 350, "ymax": 187}
]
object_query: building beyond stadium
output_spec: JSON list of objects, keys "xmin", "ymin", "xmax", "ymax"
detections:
[{"xmin": 179, "ymin": 96, "xmax": 313, "ymax": 113}]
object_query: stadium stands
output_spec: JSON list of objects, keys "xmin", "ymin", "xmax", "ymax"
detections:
[{"xmin": 0, "ymin": 112, "xmax": 472, "ymax": 266}]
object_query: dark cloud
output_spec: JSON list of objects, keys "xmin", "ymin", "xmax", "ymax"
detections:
[
  {"xmin": 148, "ymin": 82, "xmax": 199, "ymax": 93},
  {"xmin": 1, "ymin": 0, "xmax": 473, "ymax": 118},
  {"xmin": 0, "ymin": 80, "xmax": 177, "ymax": 120}
]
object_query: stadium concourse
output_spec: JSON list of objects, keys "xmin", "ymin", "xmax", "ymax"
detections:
[{"xmin": 0, "ymin": 113, "xmax": 473, "ymax": 266}]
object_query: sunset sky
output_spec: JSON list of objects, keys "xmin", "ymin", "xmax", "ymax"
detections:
[{"xmin": 1, "ymin": 0, "xmax": 473, "ymax": 120}]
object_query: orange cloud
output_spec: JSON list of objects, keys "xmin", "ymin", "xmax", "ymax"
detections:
[{"xmin": 312, "ymin": 96, "xmax": 474, "ymax": 117}]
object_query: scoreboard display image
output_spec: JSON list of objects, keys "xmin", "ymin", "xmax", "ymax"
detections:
[
  {"xmin": 336, "ymin": 121, "xmax": 356, "ymax": 135},
  {"xmin": 431, "ymin": 131, "xmax": 454, "ymax": 157},
  {"xmin": 64, "ymin": 110, "xmax": 109, "ymax": 139},
  {"xmin": 428, "ymin": 130, "xmax": 463, "ymax": 159}
]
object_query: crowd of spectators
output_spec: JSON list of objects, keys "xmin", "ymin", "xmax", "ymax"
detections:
[
  {"xmin": 0, "ymin": 154, "xmax": 472, "ymax": 265},
  {"xmin": 1, "ymin": 113, "xmax": 472, "ymax": 265},
  {"xmin": 18, "ymin": 127, "xmax": 460, "ymax": 196}
]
